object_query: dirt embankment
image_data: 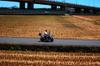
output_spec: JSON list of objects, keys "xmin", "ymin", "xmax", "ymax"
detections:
[{"xmin": 0, "ymin": 15, "xmax": 100, "ymax": 39}]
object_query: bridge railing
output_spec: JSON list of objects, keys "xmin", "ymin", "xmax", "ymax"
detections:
[{"xmin": 35, "ymin": 0, "xmax": 65, "ymax": 3}]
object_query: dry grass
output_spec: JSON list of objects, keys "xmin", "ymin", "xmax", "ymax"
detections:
[
  {"xmin": 0, "ymin": 15, "xmax": 100, "ymax": 39},
  {"xmin": 77, "ymin": 15, "xmax": 100, "ymax": 20},
  {"xmin": 0, "ymin": 50, "xmax": 99, "ymax": 66},
  {"xmin": 74, "ymin": 15, "xmax": 100, "ymax": 25}
]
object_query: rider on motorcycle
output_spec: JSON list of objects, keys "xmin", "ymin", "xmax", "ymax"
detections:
[
  {"xmin": 39, "ymin": 30, "xmax": 53, "ymax": 42},
  {"xmin": 39, "ymin": 30, "xmax": 49, "ymax": 38},
  {"xmin": 43, "ymin": 30, "xmax": 49, "ymax": 37}
]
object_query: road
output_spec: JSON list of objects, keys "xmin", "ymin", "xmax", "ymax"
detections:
[{"xmin": 0, "ymin": 37, "xmax": 100, "ymax": 47}]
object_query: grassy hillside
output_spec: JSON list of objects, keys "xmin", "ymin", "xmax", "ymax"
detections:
[{"xmin": 0, "ymin": 15, "xmax": 100, "ymax": 39}]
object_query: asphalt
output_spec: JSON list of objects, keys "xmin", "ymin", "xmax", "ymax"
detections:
[{"xmin": 0, "ymin": 37, "xmax": 100, "ymax": 47}]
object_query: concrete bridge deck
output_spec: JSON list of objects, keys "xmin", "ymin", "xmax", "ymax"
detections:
[
  {"xmin": 1, "ymin": 0, "xmax": 100, "ymax": 9},
  {"xmin": 1, "ymin": 0, "xmax": 100, "ymax": 14}
]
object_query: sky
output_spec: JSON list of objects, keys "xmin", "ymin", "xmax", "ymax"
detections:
[{"xmin": 0, "ymin": 0, "xmax": 100, "ymax": 8}]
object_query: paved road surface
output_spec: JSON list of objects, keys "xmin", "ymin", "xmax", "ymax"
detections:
[{"xmin": 0, "ymin": 37, "xmax": 100, "ymax": 47}]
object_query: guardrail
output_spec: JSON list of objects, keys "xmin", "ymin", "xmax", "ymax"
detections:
[{"xmin": 0, "ymin": 9, "xmax": 65, "ymax": 15}]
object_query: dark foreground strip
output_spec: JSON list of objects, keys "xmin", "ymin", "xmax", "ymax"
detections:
[{"xmin": 0, "ymin": 43, "xmax": 100, "ymax": 53}]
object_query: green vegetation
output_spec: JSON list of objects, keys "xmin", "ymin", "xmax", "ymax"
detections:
[{"xmin": 0, "ymin": 44, "xmax": 100, "ymax": 53}]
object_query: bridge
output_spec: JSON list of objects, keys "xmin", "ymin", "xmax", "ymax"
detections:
[{"xmin": 0, "ymin": 0, "xmax": 100, "ymax": 14}]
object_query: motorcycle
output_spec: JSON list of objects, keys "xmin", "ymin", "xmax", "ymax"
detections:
[{"xmin": 39, "ymin": 33, "xmax": 54, "ymax": 42}]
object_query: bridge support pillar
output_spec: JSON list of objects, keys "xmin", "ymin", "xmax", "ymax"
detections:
[
  {"xmin": 84, "ymin": 9, "xmax": 90, "ymax": 13},
  {"xmin": 60, "ymin": 6, "xmax": 65, "ymax": 11},
  {"xmin": 75, "ymin": 8, "xmax": 81, "ymax": 13},
  {"xmin": 51, "ymin": 5, "xmax": 57, "ymax": 10},
  {"xmin": 27, "ymin": 2, "xmax": 34, "ymax": 10},
  {"xmin": 92, "ymin": 9, "xmax": 98, "ymax": 14},
  {"xmin": 20, "ymin": 2, "xmax": 25, "ymax": 9}
]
